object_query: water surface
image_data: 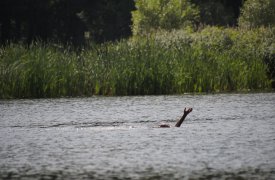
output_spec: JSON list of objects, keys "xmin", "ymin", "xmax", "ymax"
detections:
[{"xmin": 0, "ymin": 93, "xmax": 275, "ymax": 179}]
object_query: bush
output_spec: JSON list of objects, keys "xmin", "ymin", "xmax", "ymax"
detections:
[
  {"xmin": 131, "ymin": 0, "xmax": 199, "ymax": 35},
  {"xmin": 238, "ymin": 0, "xmax": 275, "ymax": 28}
]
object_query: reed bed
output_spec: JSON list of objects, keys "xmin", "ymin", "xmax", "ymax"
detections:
[{"xmin": 0, "ymin": 27, "xmax": 274, "ymax": 98}]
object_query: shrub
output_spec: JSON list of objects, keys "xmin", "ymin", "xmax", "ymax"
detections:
[
  {"xmin": 131, "ymin": 0, "xmax": 200, "ymax": 35},
  {"xmin": 238, "ymin": 0, "xmax": 275, "ymax": 28}
]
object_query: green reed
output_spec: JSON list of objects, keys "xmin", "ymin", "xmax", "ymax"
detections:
[{"xmin": 0, "ymin": 27, "xmax": 273, "ymax": 98}]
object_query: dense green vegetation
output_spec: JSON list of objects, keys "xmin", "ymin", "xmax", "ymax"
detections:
[
  {"xmin": 0, "ymin": 0, "xmax": 275, "ymax": 98},
  {"xmin": 238, "ymin": 0, "xmax": 275, "ymax": 28},
  {"xmin": 0, "ymin": 0, "xmax": 242, "ymax": 45},
  {"xmin": 0, "ymin": 0, "xmax": 135, "ymax": 45},
  {"xmin": 131, "ymin": 0, "xmax": 200, "ymax": 35},
  {"xmin": 1, "ymin": 27, "xmax": 274, "ymax": 98}
]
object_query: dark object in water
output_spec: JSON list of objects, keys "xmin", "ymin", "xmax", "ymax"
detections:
[
  {"xmin": 159, "ymin": 124, "xmax": 171, "ymax": 128},
  {"xmin": 159, "ymin": 108, "xmax": 193, "ymax": 128}
]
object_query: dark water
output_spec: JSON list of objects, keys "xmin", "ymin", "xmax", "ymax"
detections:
[{"xmin": 0, "ymin": 93, "xmax": 275, "ymax": 179}]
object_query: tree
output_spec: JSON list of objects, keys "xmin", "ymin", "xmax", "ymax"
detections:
[
  {"xmin": 81, "ymin": 0, "xmax": 135, "ymax": 43},
  {"xmin": 238, "ymin": 0, "xmax": 275, "ymax": 28},
  {"xmin": 0, "ymin": 0, "xmax": 135, "ymax": 45},
  {"xmin": 131, "ymin": 0, "xmax": 200, "ymax": 35},
  {"xmin": 191, "ymin": 0, "xmax": 243, "ymax": 26}
]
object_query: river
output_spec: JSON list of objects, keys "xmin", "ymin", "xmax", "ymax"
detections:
[{"xmin": 0, "ymin": 93, "xmax": 275, "ymax": 179}]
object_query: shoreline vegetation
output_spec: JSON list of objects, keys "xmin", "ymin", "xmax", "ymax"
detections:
[{"xmin": 0, "ymin": 26, "xmax": 274, "ymax": 99}]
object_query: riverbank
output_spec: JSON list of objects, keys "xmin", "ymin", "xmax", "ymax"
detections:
[{"xmin": 0, "ymin": 27, "xmax": 274, "ymax": 98}]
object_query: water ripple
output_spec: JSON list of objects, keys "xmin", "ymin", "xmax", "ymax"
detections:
[{"xmin": 0, "ymin": 93, "xmax": 275, "ymax": 179}]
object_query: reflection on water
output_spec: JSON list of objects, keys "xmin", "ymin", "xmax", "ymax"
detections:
[{"xmin": 0, "ymin": 93, "xmax": 275, "ymax": 179}]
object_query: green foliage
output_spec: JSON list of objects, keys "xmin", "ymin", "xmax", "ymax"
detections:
[
  {"xmin": 131, "ymin": 0, "xmax": 200, "ymax": 35},
  {"xmin": 190, "ymin": 0, "xmax": 243, "ymax": 26},
  {"xmin": 0, "ymin": 0, "xmax": 135, "ymax": 45},
  {"xmin": 238, "ymin": 0, "xmax": 275, "ymax": 28},
  {"xmin": 0, "ymin": 43, "xmax": 82, "ymax": 98},
  {"xmin": 0, "ymin": 27, "xmax": 273, "ymax": 98}
]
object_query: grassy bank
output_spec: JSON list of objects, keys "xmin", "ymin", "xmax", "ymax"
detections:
[{"xmin": 0, "ymin": 27, "xmax": 274, "ymax": 98}]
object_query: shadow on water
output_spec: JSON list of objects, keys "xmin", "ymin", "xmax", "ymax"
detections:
[
  {"xmin": 1, "ymin": 120, "xmax": 180, "ymax": 129},
  {"xmin": 1, "ymin": 120, "xmax": 160, "ymax": 129},
  {"xmin": 1, "ymin": 167, "xmax": 274, "ymax": 180}
]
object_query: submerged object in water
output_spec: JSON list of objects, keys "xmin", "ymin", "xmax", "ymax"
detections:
[{"xmin": 159, "ymin": 124, "xmax": 170, "ymax": 128}]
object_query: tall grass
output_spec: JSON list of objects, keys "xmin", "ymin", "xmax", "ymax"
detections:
[{"xmin": 0, "ymin": 27, "xmax": 274, "ymax": 98}]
